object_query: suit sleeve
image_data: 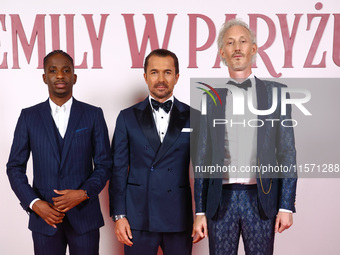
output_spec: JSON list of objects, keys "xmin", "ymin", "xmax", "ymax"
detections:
[
  {"xmin": 6, "ymin": 110, "xmax": 39, "ymax": 211},
  {"xmin": 80, "ymin": 108, "xmax": 112, "ymax": 199},
  {"xmin": 109, "ymin": 111, "xmax": 130, "ymax": 216},
  {"xmin": 276, "ymin": 87, "xmax": 297, "ymax": 212},
  {"xmin": 193, "ymin": 108, "xmax": 211, "ymax": 214}
]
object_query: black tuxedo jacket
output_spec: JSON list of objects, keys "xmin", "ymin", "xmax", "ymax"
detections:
[{"xmin": 109, "ymin": 97, "xmax": 194, "ymax": 232}]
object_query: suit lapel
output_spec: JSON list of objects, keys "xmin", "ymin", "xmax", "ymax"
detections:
[
  {"xmin": 211, "ymin": 88, "xmax": 227, "ymax": 153},
  {"xmin": 134, "ymin": 98, "xmax": 161, "ymax": 153},
  {"xmin": 255, "ymin": 77, "xmax": 268, "ymax": 156},
  {"xmin": 60, "ymin": 98, "xmax": 84, "ymax": 170},
  {"xmin": 39, "ymin": 100, "xmax": 60, "ymax": 164},
  {"xmin": 152, "ymin": 98, "xmax": 188, "ymax": 165}
]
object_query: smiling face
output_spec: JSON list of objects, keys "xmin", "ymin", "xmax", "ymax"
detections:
[
  {"xmin": 144, "ymin": 55, "xmax": 179, "ymax": 103},
  {"xmin": 43, "ymin": 53, "xmax": 77, "ymax": 106},
  {"xmin": 220, "ymin": 25, "xmax": 257, "ymax": 78}
]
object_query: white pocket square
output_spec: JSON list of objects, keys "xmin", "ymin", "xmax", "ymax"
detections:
[{"xmin": 181, "ymin": 128, "xmax": 193, "ymax": 132}]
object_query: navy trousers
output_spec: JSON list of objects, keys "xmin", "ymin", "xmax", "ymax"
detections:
[
  {"xmin": 32, "ymin": 216, "xmax": 99, "ymax": 255},
  {"xmin": 124, "ymin": 229, "xmax": 192, "ymax": 255},
  {"xmin": 208, "ymin": 187, "xmax": 275, "ymax": 255}
]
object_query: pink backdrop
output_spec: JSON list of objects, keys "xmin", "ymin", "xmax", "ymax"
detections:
[{"xmin": 1, "ymin": 0, "xmax": 340, "ymax": 254}]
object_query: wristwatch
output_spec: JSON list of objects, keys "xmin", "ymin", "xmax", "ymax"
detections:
[{"xmin": 114, "ymin": 214, "xmax": 126, "ymax": 222}]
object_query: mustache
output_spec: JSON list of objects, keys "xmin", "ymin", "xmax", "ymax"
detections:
[
  {"xmin": 232, "ymin": 52, "xmax": 245, "ymax": 58},
  {"xmin": 154, "ymin": 82, "xmax": 168, "ymax": 88}
]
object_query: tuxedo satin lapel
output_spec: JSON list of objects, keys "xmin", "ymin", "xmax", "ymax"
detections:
[
  {"xmin": 255, "ymin": 77, "xmax": 268, "ymax": 155},
  {"xmin": 152, "ymin": 100, "xmax": 187, "ymax": 165},
  {"xmin": 134, "ymin": 98, "xmax": 161, "ymax": 153},
  {"xmin": 39, "ymin": 100, "xmax": 60, "ymax": 164},
  {"xmin": 60, "ymin": 99, "xmax": 83, "ymax": 170}
]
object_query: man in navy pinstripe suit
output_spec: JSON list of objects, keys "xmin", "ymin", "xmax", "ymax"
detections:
[{"xmin": 7, "ymin": 50, "xmax": 112, "ymax": 255}]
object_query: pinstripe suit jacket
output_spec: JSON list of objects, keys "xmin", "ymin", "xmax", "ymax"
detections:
[{"xmin": 7, "ymin": 98, "xmax": 112, "ymax": 236}]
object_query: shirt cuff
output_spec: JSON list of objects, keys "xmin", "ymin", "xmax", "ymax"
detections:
[
  {"xmin": 29, "ymin": 198, "xmax": 41, "ymax": 210},
  {"xmin": 279, "ymin": 208, "xmax": 293, "ymax": 213},
  {"xmin": 196, "ymin": 212, "xmax": 206, "ymax": 216}
]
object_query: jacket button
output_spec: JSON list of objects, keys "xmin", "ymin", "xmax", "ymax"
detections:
[
  {"xmin": 167, "ymin": 189, "xmax": 172, "ymax": 193},
  {"xmin": 168, "ymin": 168, "xmax": 172, "ymax": 172},
  {"xmin": 151, "ymin": 166, "xmax": 154, "ymax": 171}
]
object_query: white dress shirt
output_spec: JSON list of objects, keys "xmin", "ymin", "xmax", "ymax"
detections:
[
  {"xmin": 49, "ymin": 97, "xmax": 73, "ymax": 138},
  {"xmin": 223, "ymin": 75, "xmax": 257, "ymax": 185},
  {"xmin": 149, "ymin": 95, "xmax": 174, "ymax": 143}
]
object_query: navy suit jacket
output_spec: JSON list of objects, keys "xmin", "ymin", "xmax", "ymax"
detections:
[
  {"xmin": 109, "ymin": 97, "xmax": 193, "ymax": 232},
  {"xmin": 7, "ymin": 98, "xmax": 112, "ymax": 236},
  {"xmin": 194, "ymin": 77, "xmax": 297, "ymax": 219}
]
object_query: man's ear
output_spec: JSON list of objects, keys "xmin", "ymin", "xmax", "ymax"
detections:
[
  {"xmin": 174, "ymin": 73, "xmax": 179, "ymax": 85},
  {"xmin": 220, "ymin": 48, "xmax": 225, "ymax": 59},
  {"xmin": 42, "ymin": 74, "xmax": 47, "ymax": 84},
  {"xmin": 252, "ymin": 43, "xmax": 258, "ymax": 56},
  {"xmin": 73, "ymin": 74, "xmax": 77, "ymax": 84}
]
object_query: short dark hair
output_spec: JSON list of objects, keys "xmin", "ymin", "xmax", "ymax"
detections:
[
  {"xmin": 144, "ymin": 49, "xmax": 179, "ymax": 75},
  {"xmin": 43, "ymin": 50, "xmax": 74, "ymax": 71}
]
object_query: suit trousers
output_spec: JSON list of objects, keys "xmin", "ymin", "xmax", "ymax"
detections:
[
  {"xmin": 32, "ymin": 216, "xmax": 99, "ymax": 255},
  {"xmin": 124, "ymin": 229, "xmax": 192, "ymax": 255},
  {"xmin": 207, "ymin": 188, "xmax": 275, "ymax": 255}
]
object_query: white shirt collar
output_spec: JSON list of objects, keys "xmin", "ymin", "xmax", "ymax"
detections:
[{"xmin": 49, "ymin": 97, "xmax": 73, "ymax": 115}]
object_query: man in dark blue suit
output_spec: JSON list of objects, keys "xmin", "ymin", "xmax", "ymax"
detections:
[
  {"xmin": 109, "ymin": 49, "xmax": 193, "ymax": 255},
  {"xmin": 7, "ymin": 50, "xmax": 112, "ymax": 255},
  {"xmin": 192, "ymin": 19, "xmax": 297, "ymax": 254}
]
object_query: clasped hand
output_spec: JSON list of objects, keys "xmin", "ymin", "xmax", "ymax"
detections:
[
  {"xmin": 52, "ymin": 189, "xmax": 88, "ymax": 213},
  {"xmin": 32, "ymin": 189, "xmax": 88, "ymax": 228}
]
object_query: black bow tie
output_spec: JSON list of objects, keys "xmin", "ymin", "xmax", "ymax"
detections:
[
  {"xmin": 227, "ymin": 79, "xmax": 252, "ymax": 90},
  {"xmin": 151, "ymin": 99, "xmax": 172, "ymax": 113}
]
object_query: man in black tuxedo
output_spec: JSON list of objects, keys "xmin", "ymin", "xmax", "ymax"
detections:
[
  {"xmin": 7, "ymin": 50, "xmax": 112, "ymax": 255},
  {"xmin": 192, "ymin": 19, "xmax": 297, "ymax": 255},
  {"xmin": 109, "ymin": 49, "xmax": 193, "ymax": 255}
]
